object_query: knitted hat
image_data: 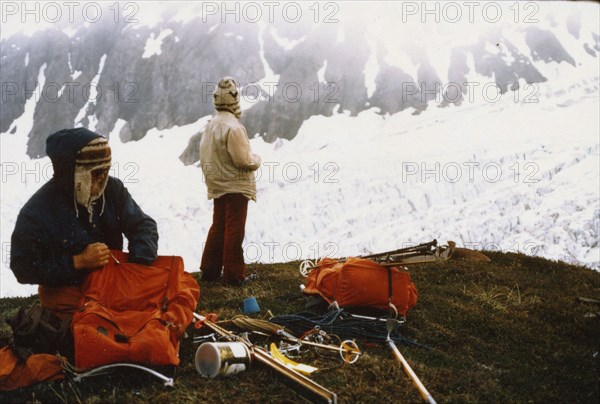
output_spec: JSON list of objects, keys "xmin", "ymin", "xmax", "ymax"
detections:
[
  {"xmin": 213, "ymin": 76, "xmax": 241, "ymax": 118},
  {"xmin": 74, "ymin": 137, "xmax": 111, "ymax": 217}
]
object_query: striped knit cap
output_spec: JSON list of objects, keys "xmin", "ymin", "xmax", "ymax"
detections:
[
  {"xmin": 74, "ymin": 137, "xmax": 111, "ymax": 218},
  {"xmin": 213, "ymin": 76, "xmax": 241, "ymax": 118}
]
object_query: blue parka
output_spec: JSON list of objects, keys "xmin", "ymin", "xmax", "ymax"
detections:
[{"xmin": 10, "ymin": 128, "xmax": 158, "ymax": 286}]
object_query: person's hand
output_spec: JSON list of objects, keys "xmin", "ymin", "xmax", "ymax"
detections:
[{"xmin": 73, "ymin": 243, "xmax": 110, "ymax": 270}]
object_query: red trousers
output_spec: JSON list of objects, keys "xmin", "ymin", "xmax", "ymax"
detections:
[{"xmin": 200, "ymin": 193, "xmax": 249, "ymax": 283}]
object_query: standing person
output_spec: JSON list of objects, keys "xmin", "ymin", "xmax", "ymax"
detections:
[
  {"xmin": 199, "ymin": 77, "xmax": 261, "ymax": 285},
  {"xmin": 10, "ymin": 128, "xmax": 158, "ymax": 319}
]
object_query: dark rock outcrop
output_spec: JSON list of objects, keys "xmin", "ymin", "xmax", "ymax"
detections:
[
  {"xmin": 525, "ymin": 27, "xmax": 576, "ymax": 66},
  {"xmin": 0, "ymin": 33, "xmax": 32, "ymax": 134},
  {"xmin": 441, "ymin": 35, "xmax": 547, "ymax": 106}
]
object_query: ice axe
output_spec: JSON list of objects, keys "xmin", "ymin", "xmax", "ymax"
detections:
[{"xmin": 386, "ymin": 318, "xmax": 436, "ymax": 404}]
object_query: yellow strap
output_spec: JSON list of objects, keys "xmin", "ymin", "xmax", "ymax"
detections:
[{"xmin": 269, "ymin": 343, "xmax": 318, "ymax": 376}]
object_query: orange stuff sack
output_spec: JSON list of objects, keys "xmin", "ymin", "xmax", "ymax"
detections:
[
  {"xmin": 303, "ymin": 258, "xmax": 418, "ymax": 315},
  {"xmin": 0, "ymin": 346, "xmax": 64, "ymax": 391},
  {"xmin": 72, "ymin": 251, "xmax": 200, "ymax": 369}
]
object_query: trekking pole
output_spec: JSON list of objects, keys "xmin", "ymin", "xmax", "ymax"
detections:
[
  {"xmin": 361, "ymin": 240, "xmax": 438, "ymax": 261},
  {"xmin": 375, "ymin": 250, "xmax": 434, "ymax": 263},
  {"xmin": 379, "ymin": 241, "xmax": 455, "ymax": 266},
  {"xmin": 386, "ymin": 319, "xmax": 436, "ymax": 404},
  {"xmin": 300, "ymin": 240, "xmax": 438, "ymax": 275}
]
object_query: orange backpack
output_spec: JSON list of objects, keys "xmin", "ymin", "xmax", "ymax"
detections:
[
  {"xmin": 72, "ymin": 251, "xmax": 200, "ymax": 369},
  {"xmin": 303, "ymin": 258, "xmax": 418, "ymax": 316}
]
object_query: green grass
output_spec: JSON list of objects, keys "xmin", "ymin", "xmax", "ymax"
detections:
[{"xmin": 1, "ymin": 252, "xmax": 599, "ymax": 403}]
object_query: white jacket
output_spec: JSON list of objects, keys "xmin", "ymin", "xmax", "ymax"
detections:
[{"xmin": 199, "ymin": 111, "xmax": 261, "ymax": 201}]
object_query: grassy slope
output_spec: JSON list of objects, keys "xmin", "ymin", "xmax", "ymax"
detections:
[{"xmin": 0, "ymin": 252, "xmax": 599, "ymax": 403}]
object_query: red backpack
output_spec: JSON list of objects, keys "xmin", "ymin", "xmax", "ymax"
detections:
[
  {"xmin": 303, "ymin": 258, "xmax": 418, "ymax": 316},
  {"xmin": 72, "ymin": 251, "xmax": 200, "ymax": 369}
]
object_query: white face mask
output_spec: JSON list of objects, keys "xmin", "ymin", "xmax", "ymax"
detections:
[{"xmin": 74, "ymin": 165, "xmax": 110, "ymax": 208}]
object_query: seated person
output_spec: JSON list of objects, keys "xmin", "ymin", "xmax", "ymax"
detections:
[{"xmin": 10, "ymin": 127, "xmax": 158, "ymax": 319}]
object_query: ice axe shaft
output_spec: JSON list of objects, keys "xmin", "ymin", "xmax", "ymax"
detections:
[
  {"xmin": 386, "ymin": 318, "xmax": 436, "ymax": 404},
  {"xmin": 387, "ymin": 340, "xmax": 436, "ymax": 404}
]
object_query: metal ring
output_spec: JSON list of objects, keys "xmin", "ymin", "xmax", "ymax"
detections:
[
  {"xmin": 340, "ymin": 340, "xmax": 361, "ymax": 364},
  {"xmin": 299, "ymin": 260, "xmax": 315, "ymax": 277}
]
